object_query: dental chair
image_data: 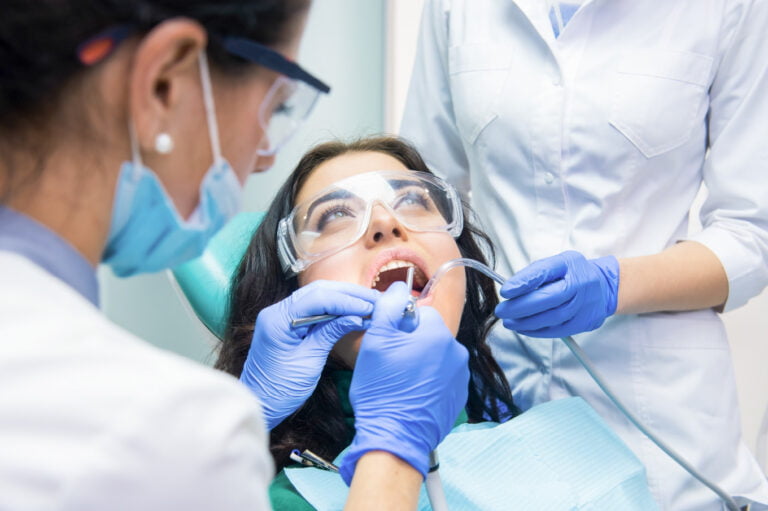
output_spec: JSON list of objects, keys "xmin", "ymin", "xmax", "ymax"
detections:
[{"xmin": 170, "ymin": 212, "xmax": 265, "ymax": 340}]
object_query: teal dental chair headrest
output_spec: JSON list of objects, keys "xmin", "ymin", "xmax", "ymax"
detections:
[{"xmin": 171, "ymin": 211, "xmax": 265, "ymax": 340}]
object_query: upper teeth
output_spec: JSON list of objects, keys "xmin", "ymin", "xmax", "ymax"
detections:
[{"xmin": 372, "ymin": 260, "xmax": 416, "ymax": 286}]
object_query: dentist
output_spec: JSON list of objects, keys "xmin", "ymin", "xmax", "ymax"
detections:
[{"xmin": 0, "ymin": 1, "xmax": 468, "ymax": 509}]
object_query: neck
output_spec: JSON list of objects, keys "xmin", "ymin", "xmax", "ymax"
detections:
[
  {"xmin": 3, "ymin": 145, "xmax": 121, "ymax": 267},
  {"xmin": 0, "ymin": 38, "xmax": 136, "ymax": 267}
]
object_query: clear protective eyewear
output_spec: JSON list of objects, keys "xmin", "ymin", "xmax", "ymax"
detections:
[
  {"xmin": 77, "ymin": 28, "xmax": 330, "ymax": 158},
  {"xmin": 220, "ymin": 37, "xmax": 330, "ymax": 157},
  {"xmin": 278, "ymin": 170, "xmax": 464, "ymax": 275},
  {"xmin": 256, "ymin": 76, "xmax": 323, "ymax": 156}
]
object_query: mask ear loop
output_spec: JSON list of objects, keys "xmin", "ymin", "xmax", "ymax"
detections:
[
  {"xmin": 198, "ymin": 50, "xmax": 224, "ymax": 168},
  {"xmin": 124, "ymin": 50, "xmax": 222, "ymax": 182},
  {"xmin": 127, "ymin": 123, "xmax": 144, "ymax": 180}
]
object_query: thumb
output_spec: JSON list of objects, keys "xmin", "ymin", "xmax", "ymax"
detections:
[
  {"xmin": 371, "ymin": 282, "xmax": 411, "ymax": 328},
  {"xmin": 501, "ymin": 256, "xmax": 568, "ymax": 299}
]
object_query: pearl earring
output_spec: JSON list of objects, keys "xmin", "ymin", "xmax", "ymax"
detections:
[{"xmin": 154, "ymin": 133, "xmax": 174, "ymax": 154}]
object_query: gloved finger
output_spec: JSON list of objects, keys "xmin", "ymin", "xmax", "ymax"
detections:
[
  {"xmin": 513, "ymin": 302, "xmax": 600, "ymax": 337},
  {"xmin": 398, "ymin": 311, "xmax": 419, "ymax": 333},
  {"xmin": 500, "ymin": 256, "xmax": 569, "ymax": 299},
  {"xmin": 306, "ymin": 315, "xmax": 368, "ymax": 351},
  {"xmin": 370, "ymin": 281, "xmax": 411, "ymax": 327},
  {"xmin": 495, "ymin": 279, "xmax": 574, "ymax": 319},
  {"xmin": 254, "ymin": 303, "xmax": 306, "ymax": 343},
  {"xmin": 411, "ymin": 306, "xmax": 464, "ymax": 356},
  {"xmin": 529, "ymin": 307, "xmax": 608, "ymax": 337},
  {"xmin": 499, "ymin": 293, "xmax": 580, "ymax": 332},
  {"xmin": 416, "ymin": 304, "xmax": 449, "ymax": 329},
  {"xmin": 292, "ymin": 280, "xmax": 380, "ymax": 303},
  {"xmin": 289, "ymin": 283, "xmax": 379, "ymax": 320}
]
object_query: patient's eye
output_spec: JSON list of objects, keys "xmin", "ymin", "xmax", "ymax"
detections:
[
  {"xmin": 393, "ymin": 189, "xmax": 434, "ymax": 211},
  {"xmin": 314, "ymin": 204, "xmax": 357, "ymax": 232}
]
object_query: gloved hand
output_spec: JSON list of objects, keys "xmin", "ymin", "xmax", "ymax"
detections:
[
  {"xmin": 495, "ymin": 251, "xmax": 619, "ymax": 338},
  {"xmin": 339, "ymin": 282, "xmax": 469, "ymax": 485},
  {"xmin": 240, "ymin": 280, "xmax": 379, "ymax": 430}
]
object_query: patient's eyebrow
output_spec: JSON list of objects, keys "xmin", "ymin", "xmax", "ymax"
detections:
[
  {"xmin": 300, "ymin": 178, "xmax": 424, "ymax": 223},
  {"xmin": 302, "ymin": 189, "xmax": 355, "ymax": 223}
]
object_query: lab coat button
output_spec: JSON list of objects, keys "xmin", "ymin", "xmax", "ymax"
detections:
[{"xmin": 544, "ymin": 172, "xmax": 555, "ymax": 184}]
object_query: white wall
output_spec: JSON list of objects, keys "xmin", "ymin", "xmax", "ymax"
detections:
[
  {"xmin": 99, "ymin": 0, "xmax": 386, "ymax": 363},
  {"xmin": 384, "ymin": 0, "xmax": 426, "ymax": 132},
  {"xmin": 386, "ymin": 0, "xmax": 768, "ymax": 466}
]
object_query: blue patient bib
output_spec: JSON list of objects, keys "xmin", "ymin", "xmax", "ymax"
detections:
[{"xmin": 285, "ymin": 397, "xmax": 659, "ymax": 510}]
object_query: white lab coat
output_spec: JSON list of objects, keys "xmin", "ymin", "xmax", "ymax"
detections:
[
  {"xmin": 0, "ymin": 252, "xmax": 273, "ymax": 510},
  {"xmin": 401, "ymin": 0, "xmax": 768, "ymax": 509}
]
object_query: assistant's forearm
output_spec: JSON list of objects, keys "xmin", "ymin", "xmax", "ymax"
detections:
[
  {"xmin": 616, "ymin": 241, "xmax": 728, "ymax": 315},
  {"xmin": 344, "ymin": 451, "xmax": 421, "ymax": 510}
]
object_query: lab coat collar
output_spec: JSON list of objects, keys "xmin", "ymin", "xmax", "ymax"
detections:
[
  {"xmin": 0, "ymin": 205, "xmax": 98, "ymax": 306},
  {"xmin": 511, "ymin": 0, "xmax": 597, "ymax": 46}
]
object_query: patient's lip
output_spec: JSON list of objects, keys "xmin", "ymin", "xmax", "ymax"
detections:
[{"xmin": 366, "ymin": 248, "xmax": 429, "ymax": 291}]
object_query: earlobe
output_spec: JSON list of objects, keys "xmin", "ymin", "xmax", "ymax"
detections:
[{"xmin": 128, "ymin": 19, "xmax": 207, "ymax": 152}]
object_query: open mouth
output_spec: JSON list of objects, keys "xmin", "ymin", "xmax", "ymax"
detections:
[{"xmin": 371, "ymin": 260, "xmax": 428, "ymax": 295}]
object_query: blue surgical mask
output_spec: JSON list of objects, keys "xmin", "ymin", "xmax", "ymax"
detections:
[{"xmin": 102, "ymin": 52, "xmax": 242, "ymax": 277}]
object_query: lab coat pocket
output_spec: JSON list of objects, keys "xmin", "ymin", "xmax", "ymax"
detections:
[
  {"xmin": 609, "ymin": 50, "xmax": 712, "ymax": 158},
  {"xmin": 639, "ymin": 309, "xmax": 726, "ymax": 350},
  {"xmin": 448, "ymin": 44, "xmax": 512, "ymax": 145},
  {"xmin": 636, "ymin": 310, "xmax": 732, "ymax": 421}
]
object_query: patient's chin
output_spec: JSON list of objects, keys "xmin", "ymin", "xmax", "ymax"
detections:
[{"xmin": 430, "ymin": 282, "xmax": 466, "ymax": 337}]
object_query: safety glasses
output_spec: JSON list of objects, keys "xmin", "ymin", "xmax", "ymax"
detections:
[
  {"xmin": 221, "ymin": 37, "xmax": 329, "ymax": 156},
  {"xmin": 277, "ymin": 171, "xmax": 464, "ymax": 275},
  {"xmin": 77, "ymin": 26, "xmax": 330, "ymax": 157}
]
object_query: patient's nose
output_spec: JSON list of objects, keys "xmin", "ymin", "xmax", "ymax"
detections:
[{"xmin": 364, "ymin": 203, "xmax": 408, "ymax": 246}]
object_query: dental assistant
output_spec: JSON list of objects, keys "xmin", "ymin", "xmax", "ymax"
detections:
[
  {"xmin": 0, "ymin": 1, "xmax": 469, "ymax": 509},
  {"xmin": 401, "ymin": 0, "xmax": 768, "ymax": 509}
]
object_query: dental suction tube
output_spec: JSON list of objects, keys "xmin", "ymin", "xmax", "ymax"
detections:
[{"xmin": 420, "ymin": 258, "xmax": 741, "ymax": 511}]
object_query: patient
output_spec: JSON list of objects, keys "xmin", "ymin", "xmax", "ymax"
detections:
[
  {"xmin": 217, "ymin": 136, "xmax": 657, "ymax": 510},
  {"xmin": 218, "ymin": 136, "xmax": 518, "ymax": 505}
]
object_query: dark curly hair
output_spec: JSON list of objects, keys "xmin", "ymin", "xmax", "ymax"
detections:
[{"xmin": 217, "ymin": 136, "xmax": 520, "ymax": 471}]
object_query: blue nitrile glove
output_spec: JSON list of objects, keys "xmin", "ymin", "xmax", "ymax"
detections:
[
  {"xmin": 339, "ymin": 282, "xmax": 469, "ymax": 485},
  {"xmin": 495, "ymin": 251, "xmax": 619, "ymax": 338},
  {"xmin": 240, "ymin": 280, "xmax": 379, "ymax": 430}
]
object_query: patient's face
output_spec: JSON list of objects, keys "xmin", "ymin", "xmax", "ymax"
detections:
[{"xmin": 295, "ymin": 151, "xmax": 465, "ymax": 367}]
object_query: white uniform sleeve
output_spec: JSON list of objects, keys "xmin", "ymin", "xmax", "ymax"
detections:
[
  {"xmin": 59, "ymin": 375, "xmax": 274, "ymax": 511},
  {"xmin": 687, "ymin": 0, "xmax": 768, "ymax": 311},
  {"xmin": 400, "ymin": 0, "xmax": 472, "ymax": 198}
]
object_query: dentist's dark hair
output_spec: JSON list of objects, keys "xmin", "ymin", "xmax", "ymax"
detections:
[
  {"xmin": 218, "ymin": 136, "xmax": 520, "ymax": 471},
  {"xmin": 0, "ymin": 0, "xmax": 309, "ymax": 202}
]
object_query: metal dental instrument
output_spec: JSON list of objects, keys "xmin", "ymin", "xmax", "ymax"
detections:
[
  {"xmin": 290, "ymin": 266, "xmax": 418, "ymax": 329},
  {"xmin": 401, "ymin": 266, "xmax": 418, "ymax": 326},
  {"xmin": 419, "ymin": 257, "xmax": 741, "ymax": 511},
  {"xmin": 291, "ymin": 313, "xmax": 339, "ymax": 328},
  {"xmin": 289, "ymin": 449, "xmax": 339, "ymax": 472}
]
